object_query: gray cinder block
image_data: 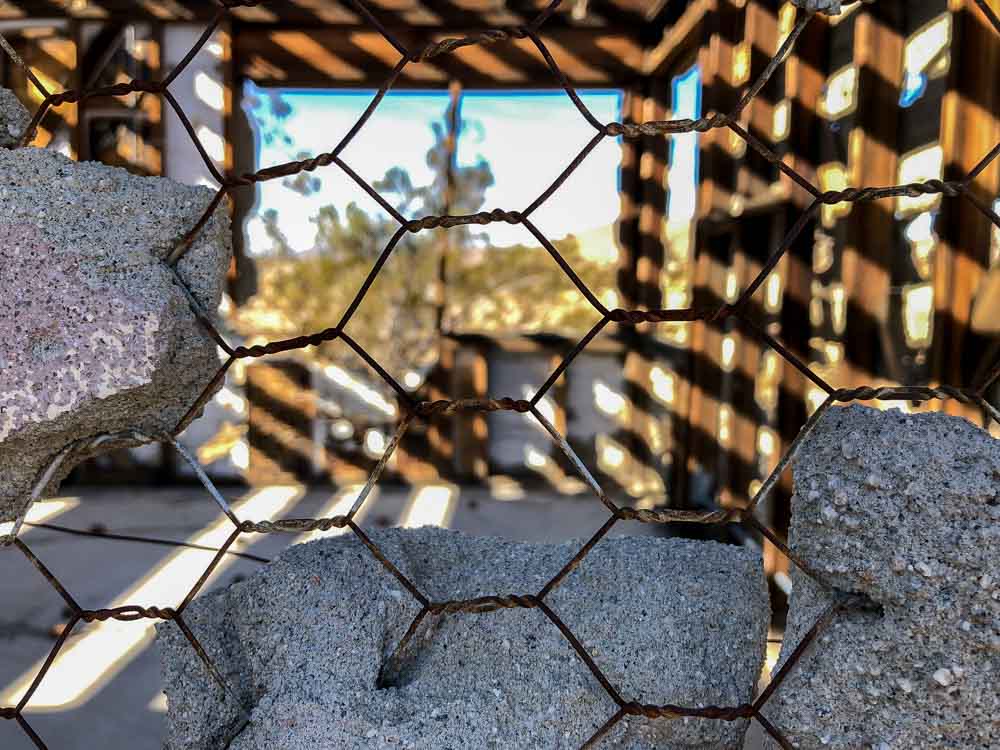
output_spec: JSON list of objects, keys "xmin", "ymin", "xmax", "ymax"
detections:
[
  {"xmin": 0, "ymin": 87, "xmax": 30, "ymax": 147},
  {"xmin": 157, "ymin": 527, "xmax": 769, "ymax": 749},
  {"xmin": 763, "ymin": 405, "xmax": 1000, "ymax": 749},
  {"xmin": 0, "ymin": 147, "xmax": 230, "ymax": 525}
]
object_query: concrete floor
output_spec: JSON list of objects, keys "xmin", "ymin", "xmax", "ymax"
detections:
[{"xmin": 0, "ymin": 483, "xmax": 767, "ymax": 749}]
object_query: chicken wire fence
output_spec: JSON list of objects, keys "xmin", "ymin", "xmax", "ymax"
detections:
[{"xmin": 2, "ymin": 0, "xmax": 1000, "ymax": 747}]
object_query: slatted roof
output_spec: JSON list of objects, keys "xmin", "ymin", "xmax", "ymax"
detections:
[
  {"xmin": 0, "ymin": 0, "xmax": 684, "ymax": 86},
  {"xmin": 235, "ymin": 25, "xmax": 645, "ymax": 86},
  {"xmin": 0, "ymin": 0, "xmax": 674, "ymax": 31}
]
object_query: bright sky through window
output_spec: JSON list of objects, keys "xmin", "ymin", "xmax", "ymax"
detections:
[
  {"xmin": 456, "ymin": 90, "xmax": 622, "ymax": 247},
  {"xmin": 900, "ymin": 14, "xmax": 951, "ymax": 108},
  {"xmin": 245, "ymin": 85, "xmax": 623, "ymax": 253},
  {"xmin": 667, "ymin": 65, "xmax": 701, "ymax": 222}
]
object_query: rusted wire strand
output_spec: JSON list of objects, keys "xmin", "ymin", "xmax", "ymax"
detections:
[
  {"xmin": 537, "ymin": 514, "xmax": 618, "ymax": 599},
  {"xmin": 173, "ymin": 612, "xmax": 253, "ymax": 722},
  {"xmin": 14, "ymin": 715, "xmax": 48, "ymax": 750},
  {"xmin": 731, "ymin": 10, "xmax": 814, "ymax": 119},
  {"xmin": 579, "ymin": 709, "xmax": 627, "ymax": 750},
  {"xmin": 22, "ymin": 522, "xmax": 270, "ymax": 564},
  {"xmin": 14, "ymin": 614, "xmax": 80, "ymax": 714},
  {"xmin": 0, "ymin": 32, "xmax": 48, "ymax": 98}
]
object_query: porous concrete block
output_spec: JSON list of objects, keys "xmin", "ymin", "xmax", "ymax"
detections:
[
  {"xmin": 763, "ymin": 405, "xmax": 1000, "ymax": 749},
  {"xmin": 0, "ymin": 87, "xmax": 30, "ymax": 147},
  {"xmin": 792, "ymin": 0, "xmax": 842, "ymax": 14},
  {"xmin": 157, "ymin": 527, "xmax": 769, "ymax": 749},
  {"xmin": 0, "ymin": 147, "xmax": 231, "ymax": 525}
]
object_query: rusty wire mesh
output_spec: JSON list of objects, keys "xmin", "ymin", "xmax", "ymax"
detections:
[{"xmin": 2, "ymin": 0, "xmax": 1000, "ymax": 748}]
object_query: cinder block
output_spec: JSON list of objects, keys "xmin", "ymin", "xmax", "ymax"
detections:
[
  {"xmin": 158, "ymin": 527, "xmax": 769, "ymax": 749},
  {"xmin": 0, "ymin": 146, "xmax": 230, "ymax": 526},
  {"xmin": 763, "ymin": 405, "xmax": 1000, "ymax": 749}
]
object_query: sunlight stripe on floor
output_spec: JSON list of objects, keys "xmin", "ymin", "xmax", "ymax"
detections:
[
  {"xmin": 17, "ymin": 498, "xmax": 81, "ymax": 535},
  {"xmin": 1, "ymin": 485, "xmax": 304, "ymax": 711},
  {"xmin": 0, "ymin": 498, "xmax": 81, "ymax": 538},
  {"xmin": 399, "ymin": 483, "xmax": 457, "ymax": 529}
]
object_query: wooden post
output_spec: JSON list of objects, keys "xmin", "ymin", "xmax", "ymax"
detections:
[
  {"xmin": 841, "ymin": 5, "xmax": 905, "ymax": 388},
  {"xmin": 686, "ymin": 0, "xmax": 750, "ymax": 509},
  {"xmin": 933, "ymin": 0, "xmax": 1000, "ymax": 402}
]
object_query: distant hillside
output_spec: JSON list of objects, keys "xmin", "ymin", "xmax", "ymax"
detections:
[{"xmin": 490, "ymin": 224, "xmax": 621, "ymax": 266}]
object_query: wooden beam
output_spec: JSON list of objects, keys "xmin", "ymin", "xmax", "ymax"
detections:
[{"xmin": 644, "ymin": 0, "xmax": 712, "ymax": 77}]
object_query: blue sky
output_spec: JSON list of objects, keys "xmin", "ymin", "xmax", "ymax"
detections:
[{"xmin": 244, "ymin": 85, "xmax": 623, "ymax": 252}]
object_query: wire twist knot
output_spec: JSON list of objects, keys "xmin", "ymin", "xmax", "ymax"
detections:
[
  {"xmin": 620, "ymin": 702, "xmax": 754, "ymax": 720},
  {"xmin": 428, "ymin": 593, "xmax": 540, "ymax": 615},
  {"xmin": 416, "ymin": 398, "xmax": 532, "ymax": 416},
  {"xmin": 81, "ymin": 605, "xmax": 177, "ymax": 623},
  {"xmin": 240, "ymin": 516, "xmax": 350, "ymax": 534},
  {"xmin": 616, "ymin": 507, "xmax": 745, "ymax": 525},
  {"xmin": 605, "ymin": 113, "xmax": 728, "ymax": 138},
  {"xmin": 413, "ymin": 29, "xmax": 521, "ymax": 61},
  {"xmin": 407, "ymin": 209, "xmax": 522, "ymax": 232}
]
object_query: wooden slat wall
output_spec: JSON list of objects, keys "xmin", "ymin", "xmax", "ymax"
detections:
[
  {"xmin": 630, "ymin": 0, "xmax": 996, "ymax": 544},
  {"xmin": 841, "ymin": 5, "xmax": 905, "ymax": 389},
  {"xmin": 934, "ymin": 0, "xmax": 1000, "ymax": 403},
  {"xmin": 246, "ymin": 360, "xmax": 318, "ymax": 484},
  {"xmin": 740, "ymin": 1, "xmax": 806, "ymax": 576},
  {"xmin": 74, "ymin": 20, "xmax": 164, "ymax": 175},
  {"xmin": 0, "ymin": 26, "xmax": 78, "ymax": 153},
  {"xmin": 729, "ymin": 0, "xmax": 774, "ymax": 514},
  {"xmin": 683, "ymin": 2, "xmax": 733, "ymax": 509},
  {"xmin": 2, "ymin": 22, "xmax": 166, "ymax": 174},
  {"xmin": 615, "ymin": 78, "xmax": 674, "ymax": 501}
]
